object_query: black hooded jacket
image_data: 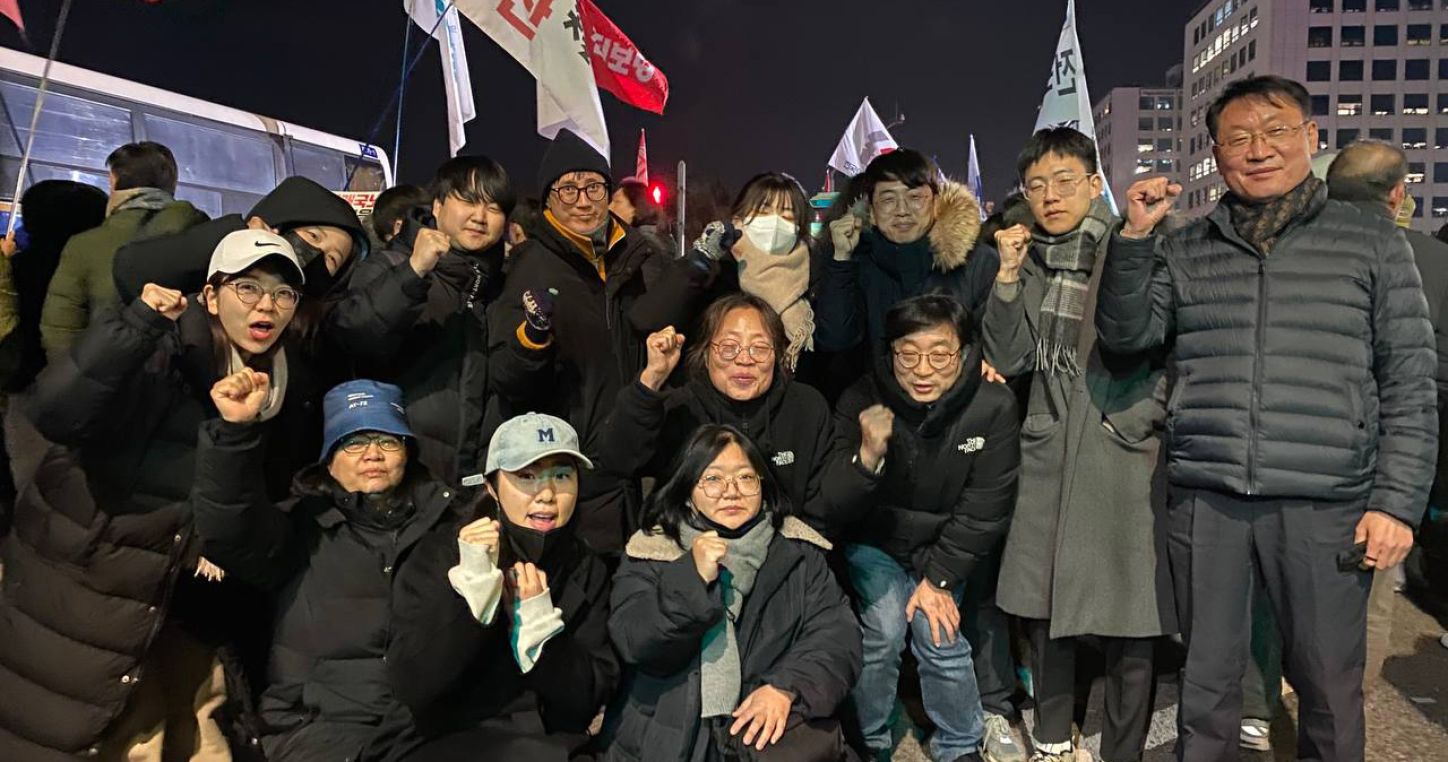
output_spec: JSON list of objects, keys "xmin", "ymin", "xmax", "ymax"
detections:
[
  {"xmin": 337, "ymin": 207, "xmax": 507, "ymax": 487},
  {"xmin": 833, "ymin": 345, "xmax": 1021, "ymax": 589}
]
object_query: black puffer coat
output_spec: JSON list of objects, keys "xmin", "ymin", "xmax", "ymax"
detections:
[
  {"xmin": 601, "ymin": 516, "xmax": 861, "ymax": 762},
  {"xmin": 833, "ymin": 346, "xmax": 1021, "ymax": 590},
  {"xmin": 490, "ymin": 215, "xmax": 697, "ymax": 552},
  {"xmin": 601, "ymin": 377, "xmax": 877, "ymax": 536},
  {"xmin": 342, "ymin": 208, "xmax": 505, "ymax": 487},
  {"xmin": 1096, "ymin": 187, "xmax": 1438, "ymax": 526},
  {"xmin": 385, "ymin": 504, "xmax": 617, "ymax": 758},
  {"xmin": 0, "ymin": 299, "xmax": 321, "ymax": 761},
  {"xmin": 190, "ymin": 418, "xmax": 461, "ymax": 762}
]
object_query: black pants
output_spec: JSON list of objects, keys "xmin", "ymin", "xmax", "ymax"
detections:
[
  {"xmin": 1025, "ymin": 619, "xmax": 1155, "ymax": 762},
  {"xmin": 962, "ymin": 551, "xmax": 1018, "ymax": 719},
  {"xmin": 1168, "ymin": 489, "xmax": 1371, "ymax": 762}
]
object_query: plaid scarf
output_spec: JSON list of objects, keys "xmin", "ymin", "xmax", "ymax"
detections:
[
  {"xmin": 1223, "ymin": 175, "xmax": 1323, "ymax": 255},
  {"xmin": 1030, "ymin": 197, "xmax": 1113, "ymax": 376}
]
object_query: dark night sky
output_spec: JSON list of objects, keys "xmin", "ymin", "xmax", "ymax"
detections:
[{"xmin": 0, "ymin": 0, "xmax": 1194, "ymax": 200}]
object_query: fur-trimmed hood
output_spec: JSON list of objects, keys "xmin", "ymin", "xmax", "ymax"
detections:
[
  {"xmin": 624, "ymin": 515, "xmax": 832, "ymax": 562},
  {"xmin": 864, "ymin": 179, "xmax": 983, "ymax": 273}
]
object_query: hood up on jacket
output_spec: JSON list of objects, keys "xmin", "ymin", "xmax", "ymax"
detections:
[
  {"xmin": 113, "ymin": 177, "xmax": 368, "ymax": 303},
  {"xmin": 863, "ymin": 179, "xmax": 983, "ymax": 273}
]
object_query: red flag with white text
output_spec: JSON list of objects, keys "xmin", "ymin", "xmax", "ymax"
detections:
[{"xmin": 578, "ymin": 0, "xmax": 668, "ymax": 114}]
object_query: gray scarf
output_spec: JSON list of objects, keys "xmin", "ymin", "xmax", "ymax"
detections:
[
  {"xmin": 107, "ymin": 187, "xmax": 175, "ymax": 218},
  {"xmin": 678, "ymin": 516, "xmax": 776, "ymax": 718},
  {"xmin": 1030, "ymin": 197, "xmax": 1112, "ymax": 377}
]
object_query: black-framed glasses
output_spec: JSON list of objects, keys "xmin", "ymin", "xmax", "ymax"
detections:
[
  {"xmin": 1213, "ymin": 120, "xmax": 1311, "ymax": 156},
  {"xmin": 339, "ymin": 433, "xmax": 404, "ymax": 454},
  {"xmin": 697, "ymin": 472, "xmax": 762, "ymax": 499},
  {"xmin": 551, "ymin": 182, "xmax": 609, "ymax": 204},
  {"xmin": 711, "ymin": 341, "xmax": 775, "ymax": 363},
  {"xmin": 1024, "ymin": 174, "xmax": 1090, "ymax": 201},
  {"xmin": 227, "ymin": 280, "xmax": 301, "ymax": 310},
  {"xmin": 894, "ymin": 349, "xmax": 961, "ymax": 370}
]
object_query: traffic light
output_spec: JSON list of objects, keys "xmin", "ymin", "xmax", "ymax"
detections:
[{"xmin": 649, "ymin": 183, "xmax": 665, "ymax": 206}]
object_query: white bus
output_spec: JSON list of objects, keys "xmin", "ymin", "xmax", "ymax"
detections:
[{"xmin": 0, "ymin": 47, "xmax": 393, "ymax": 219}]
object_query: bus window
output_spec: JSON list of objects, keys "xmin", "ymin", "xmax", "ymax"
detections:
[
  {"xmin": 174, "ymin": 185, "xmax": 223, "ymax": 217},
  {"xmin": 0, "ymin": 81, "xmax": 132, "ymax": 171},
  {"xmin": 344, "ymin": 156, "xmax": 385, "ymax": 191},
  {"xmin": 144, "ymin": 112, "xmax": 277, "ymax": 195},
  {"xmin": 27, "ymin": 164, "xmax": 108, "ymax": 190},
  {"xmin": 292, "ymin": 144, "xmax": 345, "ymax": 189}
]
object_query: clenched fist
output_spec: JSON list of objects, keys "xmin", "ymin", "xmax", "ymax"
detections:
[
  {"xmin": 1122, "ymin": 177, "xmax": 1183, "ymax": 239},
  {"xmin": 140, "ymin": 283, "xmax": 189, "ymax": 322},
  {"xmin": 691, "ymin": 530, "xmax": 728, "ymax": 583},
  {"xmin": 857, "ymin": 404, "xmax": 895, "ymax": 474},
  {"xmin": 410, "ymin": 227, "xmax": 452, "ymax": 277},
  {"xmin": 829, "ymin": 214, "xmax": 863, "ymax": 261},
  {"xmin": 211, "ymin": 368, "xmax": 271, "ymax": 423},
  {"xmin": 641, "ymin": 326, "xmax": 685, "ymax": 391},
  {"xmin": 994, "ymin": 225, "xmax": 1032, "ymax": 284}
]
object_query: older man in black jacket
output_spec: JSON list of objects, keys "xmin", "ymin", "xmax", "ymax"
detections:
[{"xmin": 1096, "ymin": 76, "xmax": 1437, "ymax": 762}]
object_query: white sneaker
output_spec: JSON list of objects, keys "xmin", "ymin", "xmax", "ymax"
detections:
[
  {"xmin": 1240, "ymin": 718, "xmax": 1272, "ymax": 751},
  {"xmin": 981, "ymin": 714, "xmax": 1026, "ymax": 762}
]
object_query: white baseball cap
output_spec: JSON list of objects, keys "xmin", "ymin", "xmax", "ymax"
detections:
[{"xmin": 207, "ymin": 229, "xmax": 305, "ymax": 283}]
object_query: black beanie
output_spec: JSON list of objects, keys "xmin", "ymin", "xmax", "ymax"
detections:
[{"xmin": 537, "ymin": 128, "xmax": 611, "ymax": 196}]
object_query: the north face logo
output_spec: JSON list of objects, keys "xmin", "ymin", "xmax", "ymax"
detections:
[
  {"xmin": 958, "ymin": 437, "xmax": 985, "ymax": 454},
  {"xmin": 537, "ymin": 428, "xmax": 556, "ymax": 443},
  {"xmin": 772, "ymin": 451, "xmax": 795, "ymax": 466}
]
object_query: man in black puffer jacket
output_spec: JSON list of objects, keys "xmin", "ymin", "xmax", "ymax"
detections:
[
  {"xmin": 340, "ymin": 156, "xmax": 516, "ymax": 489},
  {"xmin": 1096, "ymin": 76, "xmax": 1437, "ymax": 762}
]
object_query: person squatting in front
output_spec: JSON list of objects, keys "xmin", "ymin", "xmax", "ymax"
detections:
[
  {"xmin": 601, "ymin": 424, "xmax": 862, "ymax": 761},
  {"xmin": 832, "ymin": 294, "xmax": 1022, "ymax": 762}
]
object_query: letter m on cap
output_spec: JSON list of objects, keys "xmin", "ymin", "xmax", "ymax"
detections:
[{"xmin": 537, "ymin": 428, "xmax": 556, "ymax": 443}]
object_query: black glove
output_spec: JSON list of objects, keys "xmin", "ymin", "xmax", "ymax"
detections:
[{"xmin": 522, "ymin": 288, "xmax": 556, "ymax": 346}]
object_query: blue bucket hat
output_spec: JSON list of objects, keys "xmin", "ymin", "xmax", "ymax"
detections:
[{"xmin": 320, "ymin": 380, "xmax": 414, "ymax": 461}]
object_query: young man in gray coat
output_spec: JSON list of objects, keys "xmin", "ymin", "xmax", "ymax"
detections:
[
  {"xmin": 985, "ymin": 127, "xmax": 1174, "ymax": 762},
  {"xmin": 1096, "ymin": 75, "xmax": 1438, "ymax": 762}
]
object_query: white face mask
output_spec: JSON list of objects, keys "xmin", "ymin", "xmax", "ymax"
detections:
[{"xmin": 742, "ymin": 214, "xmax": 798, "ymax": 255}]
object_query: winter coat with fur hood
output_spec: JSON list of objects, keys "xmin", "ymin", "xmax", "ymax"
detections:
[{"xmin": 815, "ymin": 181, "xmax": 1000, "ymax": 354}]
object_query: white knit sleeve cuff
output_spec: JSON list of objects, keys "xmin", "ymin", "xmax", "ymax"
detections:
[
  {"xmin": 512, "ymin": 589, "xmax": 565, "ymax": 674},
  {"xmin": 447, "ymin": 539, "xmax": 503, "ymax": 625}
]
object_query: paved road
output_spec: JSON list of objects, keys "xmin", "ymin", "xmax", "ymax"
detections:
[{"xmin": 891, "ymin": 594, "xmax": 1448, "ymax": 761}]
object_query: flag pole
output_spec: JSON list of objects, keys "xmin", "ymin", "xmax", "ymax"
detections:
[
  {"xmin": 347, "ymin": 1, "xmax": 454, "ymax": 188},
  {"xmin": 676, "ymin": 160, "xmax": 686, "ymax": 258},
  {"xmin": 393, "ymin": 0, "xmax": 418, "ymax": 182},
  {"xmin": 8, "ymin": 0, "xmax": 73, "ymax": 237}
]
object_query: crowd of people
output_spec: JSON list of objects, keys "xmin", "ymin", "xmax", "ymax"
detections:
[{"xmin": 0, "ymin": 72, "xmax": 1440, "ymax": 762}]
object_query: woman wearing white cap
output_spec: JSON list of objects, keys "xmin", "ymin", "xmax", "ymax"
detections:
[
  {"xmin": 0, "ymin": 229, "xmax": 318, "ymax": 761},
  {"xmin": 381, "ymin": 411, "xmax": 618, "ymax": 761}
]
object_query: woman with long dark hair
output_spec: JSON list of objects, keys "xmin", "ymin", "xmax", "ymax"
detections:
[{"xmin": 601, "ymin": 425, "xmax": 861, "ymax": 761}]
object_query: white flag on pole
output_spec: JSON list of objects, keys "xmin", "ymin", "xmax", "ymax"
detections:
[
  {"xmin": 828, "ymin": 97, "xmax": 898, "ymax": 176},
  {"xmin": 1034, "ymin": 0, "xmax": 1117, "ymax": 212},
  {"xmin": 406, "ymin": 0, "xmax": 476, "ymax": 156},
  {"xmin": 967, "ymin": 134, "xmax": 986, "ymax": 221},
  {"xmin": 455, "ymin": 0, "xmax": 610, "ymax": 158}
]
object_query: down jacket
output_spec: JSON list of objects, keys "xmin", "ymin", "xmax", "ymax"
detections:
[
  {"xmin": 190, "ymin": 419, "xmax": 462, "ymax": 762},
  {"xmin": 601, "ymin": 516, "xmax": 861, "ymax": 762},
  {"xmin": 343, "ymin": 208, "xmax": 506, "ymax": 487},
  {"xmin": 1095, "ymin": 187, "xmax": 1438, "ymax": 527},
  {"xmin": 815, "ymin": 180, "xmax": 999, "ymax": 353},
  {"xmin": 0, "ymin": 299, "xmax": 320, "ymax": 761},
  {"xmin": 833, "ymin": 346, "xmax": 1021, "ymax": 590}
]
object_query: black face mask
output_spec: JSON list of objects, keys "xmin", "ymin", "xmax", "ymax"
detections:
[
  {"xmin": 498, "ymin": 508, "xmax": 574, "ymax": 572},
  {"xmin": 282, "ymin": 230, "xmax": 337, "ymax": 297},
  {"xmin": 689, "ymin": 506, "xmax": 768, "ymax": 540}
]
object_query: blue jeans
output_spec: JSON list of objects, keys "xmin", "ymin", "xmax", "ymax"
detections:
[{"xmin": 846, "ymin": 543, "xmax": 984, "ymax": 761}]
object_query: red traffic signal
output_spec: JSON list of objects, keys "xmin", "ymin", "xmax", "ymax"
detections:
[{"xmin": 649, "ymin": 183, "xmax": 665, "ymax": 206}]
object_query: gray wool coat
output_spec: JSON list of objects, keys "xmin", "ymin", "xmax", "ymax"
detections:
[{"xmin": 984, "ymin": 229, "xmax": 1178, "ymax": 639}]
